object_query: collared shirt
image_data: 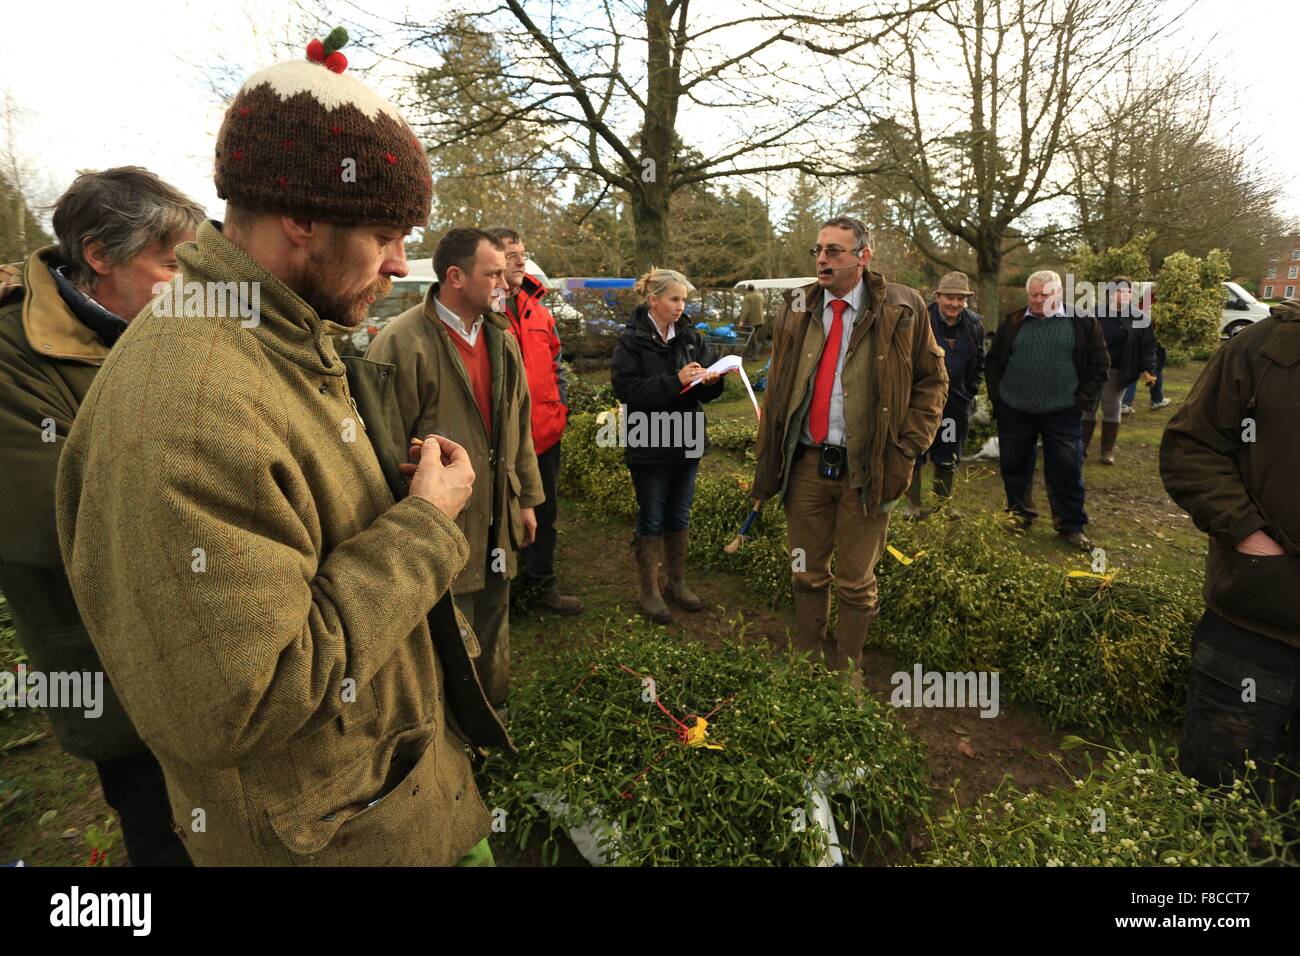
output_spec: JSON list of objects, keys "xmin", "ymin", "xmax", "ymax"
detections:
[
  {"xmin": 650, "ymin": 316, "xmax": 676, "ymax": 343},
  {"xmin": 433, "ymin": 293, "xmax": 484, "ymax": 347},
  {"xmin": 800, "ymin": 278, "xmax": 865, "ymax": 447}
]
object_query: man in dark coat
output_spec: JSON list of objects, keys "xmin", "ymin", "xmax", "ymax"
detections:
[
  {"xmin": 985, "ymin": 269, "xmax": 1109, "ymax": 551},
  {"xmin": 1082, "ymin": 276, "xmax": 1157, "ymax": 464},
  {"xmin": 905, "ymin": 271, "xmax": 985, "ymax": 518},
  {"xmin": 1160, "ymin": 297, "xmax": 1300, "ymax": 799}
]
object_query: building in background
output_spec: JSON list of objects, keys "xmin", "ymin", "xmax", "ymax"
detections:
[{"xmin": 1258, "ymin": 234, "xmax": 1300, "ymax": 301}]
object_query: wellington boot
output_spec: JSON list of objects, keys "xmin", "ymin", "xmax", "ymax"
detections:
[
  {"xmin": 1099, "ymin": 421, "xmax": 1120, "ymax": 465},
  {"xmin": 662, "ymin": 529, "xmax": 704, "ymax": 611},
  {"xmin": 632, "ymin": 534, "xmax": 672, "ymax": 624}
]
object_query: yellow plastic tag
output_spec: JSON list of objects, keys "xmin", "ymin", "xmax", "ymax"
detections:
[
  {"xmin": 685, "ymin": 717, "xmax": 724, "ymax": 750},
  {"xmin": 887, "ymin": 545, "xmax": 926, "ymax": 566},
  {"xmin": 1066, "ymin": 570, "xmax": 1114, "ymax": 584}
]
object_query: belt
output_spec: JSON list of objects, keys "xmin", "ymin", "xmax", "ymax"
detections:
[{"xmin": 793, "ymin": 442, "xmax": 847, "ymax": 461}]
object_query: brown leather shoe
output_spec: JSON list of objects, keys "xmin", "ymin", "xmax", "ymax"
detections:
[
  {"xmin": 1061, "ymin": 530, "xmax": 1093, "ymax": 552},
  {"xmin": 537, "ymin": 586, "xmax": 583, "ymax": 616}
]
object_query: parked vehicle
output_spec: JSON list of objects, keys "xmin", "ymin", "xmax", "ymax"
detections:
[
  {"xmin": 1218, "ymin": 281, "xmax": 1271, "ymax": 337},
  {"xmin": 1132, "ymin": 280, "xmax": 1270, "ymax": 338}
]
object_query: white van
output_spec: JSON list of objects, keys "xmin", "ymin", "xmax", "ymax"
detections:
[
  {"xmin": 1117, "ymin": 280, "xmax": 1268, "ymax": 339},
  {"xmin": 1219, "ymin": 281, "xmax": 1271, "ymax": 337}
]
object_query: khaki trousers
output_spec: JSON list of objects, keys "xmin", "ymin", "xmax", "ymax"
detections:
[
  {"xmin": 784, "ymin": 449, "xmax": 890, "ymax": 667},
  {"xmin": 455, "ymin": 560, "xmax": 511, "ymax": 707}
]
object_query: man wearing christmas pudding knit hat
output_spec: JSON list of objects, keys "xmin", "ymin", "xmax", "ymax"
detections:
[{"xmin": 57, "ymin": 28, "xmax": 511, "ymax": 866}]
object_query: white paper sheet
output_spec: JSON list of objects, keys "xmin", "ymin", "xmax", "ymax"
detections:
[{"xmin": 683, "ymin": 354, "xmax": 761, "ymax": 419}]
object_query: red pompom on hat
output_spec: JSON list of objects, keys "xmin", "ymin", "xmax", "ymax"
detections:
[{"xmin": 214, "ymin": 25, "xmax": 431, "ymax": 229}]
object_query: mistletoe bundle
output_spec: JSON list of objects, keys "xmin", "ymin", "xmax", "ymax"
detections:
[{"xmin": 484, "ymin": 626, "xmax": 930, "ymax": 866}]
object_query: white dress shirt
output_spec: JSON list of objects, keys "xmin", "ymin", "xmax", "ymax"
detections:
[
  {"xmin": 800, "ymin": 278, "xmax": 865, "ymax": 447},
  {"xmin": 433, "ymin": 293, "xmax": 484, "ymax": 347}
]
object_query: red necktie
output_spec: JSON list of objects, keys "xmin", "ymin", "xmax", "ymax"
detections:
[{"xmin": 809, "ymin": 298, "xmax": 848, "ymax": 445}]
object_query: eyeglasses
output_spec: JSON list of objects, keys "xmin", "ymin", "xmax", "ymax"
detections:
[
  {"xmin": 505, "ymin": 252, "xmax": 529, "ymax": 264},
  {"xmin": 809, "ymin": 245, "xmax": 861, "ymax": 258}
]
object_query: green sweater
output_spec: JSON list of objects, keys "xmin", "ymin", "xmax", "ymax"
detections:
[{"xmin": 998, "ymin": 313, "xmax": 1078, "ymax": 414}]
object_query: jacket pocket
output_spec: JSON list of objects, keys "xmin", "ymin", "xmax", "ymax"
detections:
[
  {"xmin": 880, "ymin": 437, "xmax": 917, "ymax": 505},
  {"xmin": 452, "ymin": 601, "xmax": 481, "ymax": 659},
  {"xmin": 1209, "ymin": 547, "xmax": 1300, "ymax": 632},
  {"xmin": 506, "ymin": 467, "xmax": 524, "ymax": 550},
  {"xmin": 266, "ymin": 725, "xmax": 439, "ymax": 860}
]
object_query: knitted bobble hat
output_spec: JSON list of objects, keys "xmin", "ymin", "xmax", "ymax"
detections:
[{"xmin": 214, "ymin": 27, "xmax": 432, "ymax": 228}]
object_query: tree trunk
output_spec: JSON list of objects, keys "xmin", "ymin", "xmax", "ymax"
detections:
[
  {"xmin": 631, "ymin": 193, "xmax": 670, "ymax": 273},
  {"xmin": 633, "ymin": 0, "xmax": 676, "ymax": 274},
  {"xmin": 975, "ymin": 240, "xmax": 1002, "ymax": 330}
]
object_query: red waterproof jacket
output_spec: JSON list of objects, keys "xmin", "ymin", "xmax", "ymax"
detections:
[{"xmin": 504, "ymin": 273, "xmax": 568, "ymax": 454}]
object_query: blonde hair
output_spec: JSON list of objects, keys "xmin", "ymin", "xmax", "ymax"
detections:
[{"xmin": 634, "ymin": 267, "xmax": 689, "ymax": 301}]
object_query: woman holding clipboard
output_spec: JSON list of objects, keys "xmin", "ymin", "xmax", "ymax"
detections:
[{"xmin": 611, "ymin": 268, "xmax": 734, "ymax": 623}]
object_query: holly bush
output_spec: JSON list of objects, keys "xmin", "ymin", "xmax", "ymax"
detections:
[{"xmin": 1154, "ymin": 249, "xmax": 1230, "ymax": 356}]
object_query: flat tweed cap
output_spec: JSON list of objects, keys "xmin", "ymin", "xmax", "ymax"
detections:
[{"xmin": 214, "ymin": 36, "xmax": 431, "ymax": 229}]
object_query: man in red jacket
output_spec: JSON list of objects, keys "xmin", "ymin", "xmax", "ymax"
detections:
[{"xmin": 488, "ymin": 227, "xmax": 583, "ymax": 615}]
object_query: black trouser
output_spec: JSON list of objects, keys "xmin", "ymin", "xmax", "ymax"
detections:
[
  {"xmin": 915, "ymin": 399, "xmax": 971, "ymax": 472},
  {"xmin": 996, "ymin": 401, "xmax": 1088, "ymax": 533},
  {"xmin": 521, "ymin": 441, "xmax": 562, "ymax": 589},
  {"xmin": 95, "ymin": 751, "xmax": 192, "ymax": 866},
  {"xmin": 1180, "ymin": 609, "xmax": 1300, "ymax": 803}
]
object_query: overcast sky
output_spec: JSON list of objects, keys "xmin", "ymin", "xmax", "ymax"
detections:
[{"xmin": 3, "ymin": 0, "xmax": 1296, "ymax": 238}]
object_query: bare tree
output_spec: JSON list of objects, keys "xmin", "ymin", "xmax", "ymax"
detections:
[
  {"xmin": 1, "ymin": 91, "xmax": 34, "ymax": 254},
  {"xmin": 855, "ymin": 0, "xmax": 1185, "ymax": 319},
  {"xmin": 1066, "ymin": 59, "xmax": 1287, "ymax": 283},
  {"xmin": 380, "ymin": 0, "xmax": 940, "ymax": 271}
]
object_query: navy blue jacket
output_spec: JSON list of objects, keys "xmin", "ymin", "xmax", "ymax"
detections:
[{"xmin": 928, "ymin": 302, "xmax": 985, "ymax": 406}]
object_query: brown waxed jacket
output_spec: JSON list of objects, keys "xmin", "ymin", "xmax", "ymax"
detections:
[
  {"xmin": 366, "ymin": 285, "xmax": 545, "ymax": 594},
  {"xmin": 1160, "ymin": 298, "xmax": 1300, "ymax": 647},
  {"xmin": 752, "ymin": 269, "xmax": 948, "ymax": 513},
  {"xmin": 0, "ymin": 248, "xmax": 143, "ymax": 760}
]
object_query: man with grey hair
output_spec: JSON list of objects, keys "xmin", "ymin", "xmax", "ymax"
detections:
[
  {"xmin": 753, "ymin": 216, "xmax": 947, "ymax": 679},
  {"xmin": 0, "ymin": 166, "xmax": 203, "ymax": 865},
  {"xmin": 985, "ymin": 269, "xmax": 1109, "ymax": 550}
]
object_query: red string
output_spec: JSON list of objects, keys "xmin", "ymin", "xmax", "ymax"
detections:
[
  {"xmin": 617, "ymin": 663, "xmax": 690, "ymax": 736},
  {"xmin": 571, "ymin": 663, "xmax": 599, "ymax": 696}
]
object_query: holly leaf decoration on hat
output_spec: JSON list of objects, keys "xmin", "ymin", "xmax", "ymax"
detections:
[{"xmin": 306, "ymin": 26, "xmax": 349, "ymax": 73}]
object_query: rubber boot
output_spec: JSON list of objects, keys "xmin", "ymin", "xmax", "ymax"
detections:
[
  {"xmin": 933, "ymin": 465, "xmax": 962, "ymax": 519},
  {"xmin": 662, "ymin": 529, "xmax": 704, "ymax": 611},
  {"xmin": 903, "ymin": 470, "xmax": 924, "ymax": 520},
  {"xmin": 1081, "ymin": 418, "xmax": 1097, "ymax": 459},
  {"xmin": 831, "ymin": 604, "xmax": 875, "ymax": 682},
  {"xmin": 1099, "ymin": 421, "xmax": 1120, "ymax": 465},
  {"xmin": 632, "ymin": 534, "xmax": 672, "ymax": 624},
  {"xmin": 792, "ymin": 587, "xmax": 830, "ymax": 661}
]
